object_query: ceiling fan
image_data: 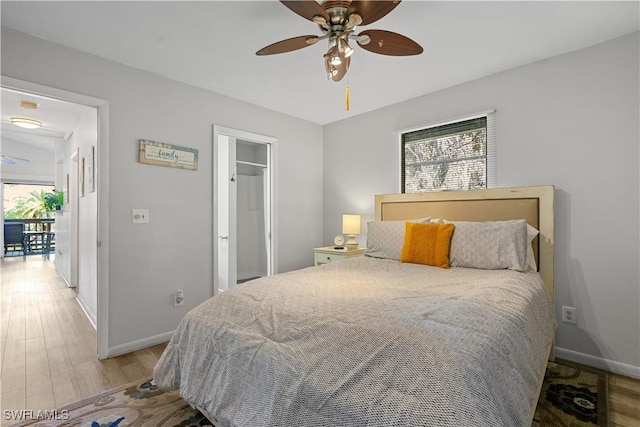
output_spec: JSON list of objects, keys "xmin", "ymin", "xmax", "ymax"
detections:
[
  {"xmin": 1, "ymin": 155, "xmax": 30, "ymax": 165},
  {"xmin": 256, "ymin": 0, "xmax": 423, "ymax": 82}
]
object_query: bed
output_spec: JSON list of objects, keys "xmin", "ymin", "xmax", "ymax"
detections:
[{"xmin": 154, "ymin": 186, "xmax": 556, "ymax": 427}]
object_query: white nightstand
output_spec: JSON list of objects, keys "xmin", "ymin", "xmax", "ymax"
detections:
[{"xmin": 313, "ymin": 246, "xmax": 366, "ymax": 266}]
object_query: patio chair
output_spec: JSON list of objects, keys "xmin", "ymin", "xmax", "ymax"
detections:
[{"xmin": 4, "ymin": 222, "xmax": 25, "ymax": 257}]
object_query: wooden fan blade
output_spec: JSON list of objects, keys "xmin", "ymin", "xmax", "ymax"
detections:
[
  {"xmin": 332, "ymin": 55, "xmax": 351, "ymax": 82},
  {"xmin": 347, "ymin": 0, "xmax": 402, "ymax": 26},
  {"xmin": 256, "ymin": 35, "xmax": 318, "ymax": 55},
  {"xmin": 357, "ymin": 30, "xmax": 423, "ymax": 56},
  {"xmin": 280, "ymin": 1, "xmax": 329, "ymax": 23}
]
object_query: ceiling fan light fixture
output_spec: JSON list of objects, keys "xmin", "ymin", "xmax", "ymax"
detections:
[
  {"xmin": 329, "ymin": 48, "xmax": 342, "ymax": 66},
  {"xmin": 323, "ymin": 54, "xmax": 333, "ymax": 74},
  {"xmin": 323, "ymin": 53, "xmax": 339, "ymax": 77},
  {"xmin": 10, "ymin": 116, "xmax": 42, "ymax": 129},
  {"xmin": 338, "ymin": 38, "xmax": 354, "ymax": 57},
  {"xmin": 257, "ymin": 1, "xmax": 422, "ymax": 83}
]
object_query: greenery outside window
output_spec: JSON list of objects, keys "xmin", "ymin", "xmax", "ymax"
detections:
[
  {"xmin": 3, "ymin": 184, "xmax": 58, "ymax": 218},
  {"xmin": 401, "ymin": 112, "xmax": 496, "ymax": 193}
]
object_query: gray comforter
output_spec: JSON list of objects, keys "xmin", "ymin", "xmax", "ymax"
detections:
[{"xmin": 154, "ymin": 256, "xmax": 555, "ymax": 427}]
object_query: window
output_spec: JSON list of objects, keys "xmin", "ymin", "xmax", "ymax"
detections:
[{"xmin": 400, "ymin": 112, "xmax": 496, "ymax": 193}]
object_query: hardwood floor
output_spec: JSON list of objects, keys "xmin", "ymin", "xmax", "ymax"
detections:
[
  {"xmin": 0, "ymin": 256, "xmax": 167, "ymax": 425},
  {"xmin": 609, "ymin": 372, "xmax": 640, "ymax": 426},
  {"xmin": 1, "ymin": 256, "xmax": 639, "ymax": 426}
]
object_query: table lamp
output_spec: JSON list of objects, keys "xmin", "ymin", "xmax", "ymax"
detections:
[{"xmin": 342, "ymin": 214, "xmax": 361, "ymax": 250}]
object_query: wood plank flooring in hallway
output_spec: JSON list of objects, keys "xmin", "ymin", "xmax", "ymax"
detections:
[{"xmin": 0, "ymin": 256, "xmax": 166, "ymax": 425}]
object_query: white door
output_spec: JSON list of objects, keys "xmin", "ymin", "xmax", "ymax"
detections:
[
  {"xmin": 214, "ymin": 126, "xmax": 276, "ymax": 294},
  {"xmin": 216, "ymin": 134, "xmax": 237, "ymax": 291}
]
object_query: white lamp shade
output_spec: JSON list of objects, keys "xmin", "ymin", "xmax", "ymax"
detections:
[{"xmin": 342, "ymin": 214, "xmax": 361, "ymax": 235}]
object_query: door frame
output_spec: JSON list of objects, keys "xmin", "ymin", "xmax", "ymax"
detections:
[
  {"xmin": 1, "ymin": 76, "xmax": 110, "ymax": 359},
  {"xmin": 212, "ymin": 125, "xmax": 277, "ymax": 294}
]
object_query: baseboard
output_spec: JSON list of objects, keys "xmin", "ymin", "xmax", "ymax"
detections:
[
  {"xmin": 105, "ymin": 330, "xmax": 174, "ymax": 359},
  {"xmin": 556, "ymin": 346, "xmax": 640, "ymax": 379},
  {"xmin": 76, "ymin": 294, "xmax": 97, "ymax": 330},
  {"xmin": 55, "ymin": 263, "xmax": 74, "ymax": 288}
]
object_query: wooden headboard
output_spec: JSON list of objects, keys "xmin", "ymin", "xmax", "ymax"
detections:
[{"xmin": 375, "ymin": 185, "xmax": 555, "ymax": 330}]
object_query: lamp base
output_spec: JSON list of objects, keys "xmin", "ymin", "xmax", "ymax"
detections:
[{"xmin": 345, "ymin": 234, "xmax": 358, "ymax": 251}]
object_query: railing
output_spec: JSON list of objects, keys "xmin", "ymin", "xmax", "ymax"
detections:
[
  {"xmin": 5, "ymin": 218, "xmax": 55, "ymax": 232},
  {"xmin": 3, "ymin": 218, "xmax": 56, "ymax": 257}
]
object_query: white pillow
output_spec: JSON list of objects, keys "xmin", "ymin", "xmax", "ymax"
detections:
[
  {"xmin": 525, "ymin": 224, "xmax": 539, "ymax": 272},
  {"xmin": 364, "ymin": 217, "xmax": 431, "ymax": 260},
  {"xmin": 446, "ymin": 219, "xmax": 529, "ymax": 271}
]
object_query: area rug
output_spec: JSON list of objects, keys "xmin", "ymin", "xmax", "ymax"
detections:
[
  {"xmin": 9, "ymin": 380, "xmax": 211, "ymax": 427},
  {"xmin": 533, "ymin": 359, "xmax": 608, "ymax": 426},
  {"xmin": 10, "ymin": 360, "xmax": 607, "ymax": 427}
]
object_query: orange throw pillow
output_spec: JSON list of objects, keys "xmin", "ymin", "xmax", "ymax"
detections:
[{"xmin": 400, "ymin": 222, "xmax": 455, "ymax": 269}]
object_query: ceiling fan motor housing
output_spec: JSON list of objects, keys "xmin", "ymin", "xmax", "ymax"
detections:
[{"xmin": 323, "ymin": 1, "xmax": 350, "ymax": 25}]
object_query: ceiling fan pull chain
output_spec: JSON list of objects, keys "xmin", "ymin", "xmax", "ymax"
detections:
[{"xmin": 345, "ymin": 84, "xmax": 350, "ymax": 111}]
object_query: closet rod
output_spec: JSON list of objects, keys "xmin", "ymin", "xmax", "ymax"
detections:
[{"xmin": 236, "ymin": 160, "xmax": 267, "ymax": 168}]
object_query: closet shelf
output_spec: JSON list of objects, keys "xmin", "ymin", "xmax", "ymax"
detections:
[{"xmin": 236, "ymin": 160, "xmax": 267, "ymax": 168}]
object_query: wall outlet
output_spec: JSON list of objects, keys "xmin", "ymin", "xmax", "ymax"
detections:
[
  {"xmin": 561, "ymin": 306, "xmax": 576, "ymax": 324},
  {"xmin": 174, "ymin": 290, "xmax": 184, "ymax": 307}
]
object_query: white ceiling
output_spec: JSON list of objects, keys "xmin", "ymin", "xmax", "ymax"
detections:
[
  {"xmin": 1, "ymin": 87, "xmax": 92, "ymax": 153},
  {"xmin": 1, "ymin": 1, "xmax": 638, "ymax": 125}
]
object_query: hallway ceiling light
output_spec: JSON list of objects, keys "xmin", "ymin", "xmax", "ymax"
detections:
[{"xmin": 10, "ymin": 116, "xmax": 42, "ymax": 129}]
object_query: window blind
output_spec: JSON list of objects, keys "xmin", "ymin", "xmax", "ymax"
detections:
[{"xmin": 401, "ymin": 112, "xmax": 496, "ymax": 193}]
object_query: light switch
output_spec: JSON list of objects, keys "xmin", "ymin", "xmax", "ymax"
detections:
[{"xmin": 132, "ymin": 209, "xmax": 149, "ymax": 224}]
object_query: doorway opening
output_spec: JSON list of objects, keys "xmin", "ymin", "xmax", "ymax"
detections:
[
  {"xmin": 2, "ymin": 183, "xmax": 55, "ymax": 257},
  {"xmin": 213, "ymin": 126, "xmax": 277, "ymax": 294},
  {"xmin": 1, "ymin": 76, "xmax": 108, "ymax": 358}
]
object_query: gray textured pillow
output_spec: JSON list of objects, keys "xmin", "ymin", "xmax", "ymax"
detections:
[
  {"xmin": 364, "ymin": 218, "xmax": 431, "ymax": 260},
  {"xmin": 447, "ymin": 220, "xmax": 529, "ymax": 271}
]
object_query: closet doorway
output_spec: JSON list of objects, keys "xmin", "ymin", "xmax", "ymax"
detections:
[{"xmin": 213, "ymin": 126, "xmax": 276, "ymax": 293}]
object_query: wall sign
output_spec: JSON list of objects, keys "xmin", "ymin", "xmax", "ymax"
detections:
[{"xmin": 138, "ymin": 139, "xmax": 198, "ymax": 170}]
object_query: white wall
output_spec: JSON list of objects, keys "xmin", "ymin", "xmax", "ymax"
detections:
[
  {"xmin": 1, "ymin": 27, "xmax": 324, "ymax": 355},
  {"xmin": 0, "ymin": 138, "xmax": 54, "ymax": 183},
  {"xmin": 74, "ymin": 109, "xmax": 99, "ymax": 325},
  {"xmin": 323, "ymin": 32, "xmax": 640, "ymax": 377},
  {"xmin": 53, "ymin": 139, "xmax": 71, "ymax": 284}
]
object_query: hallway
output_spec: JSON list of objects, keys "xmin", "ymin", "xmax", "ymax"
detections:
[{"xmin": 0, "ymin": 256, "xmax": 166, "ymax": 416}]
